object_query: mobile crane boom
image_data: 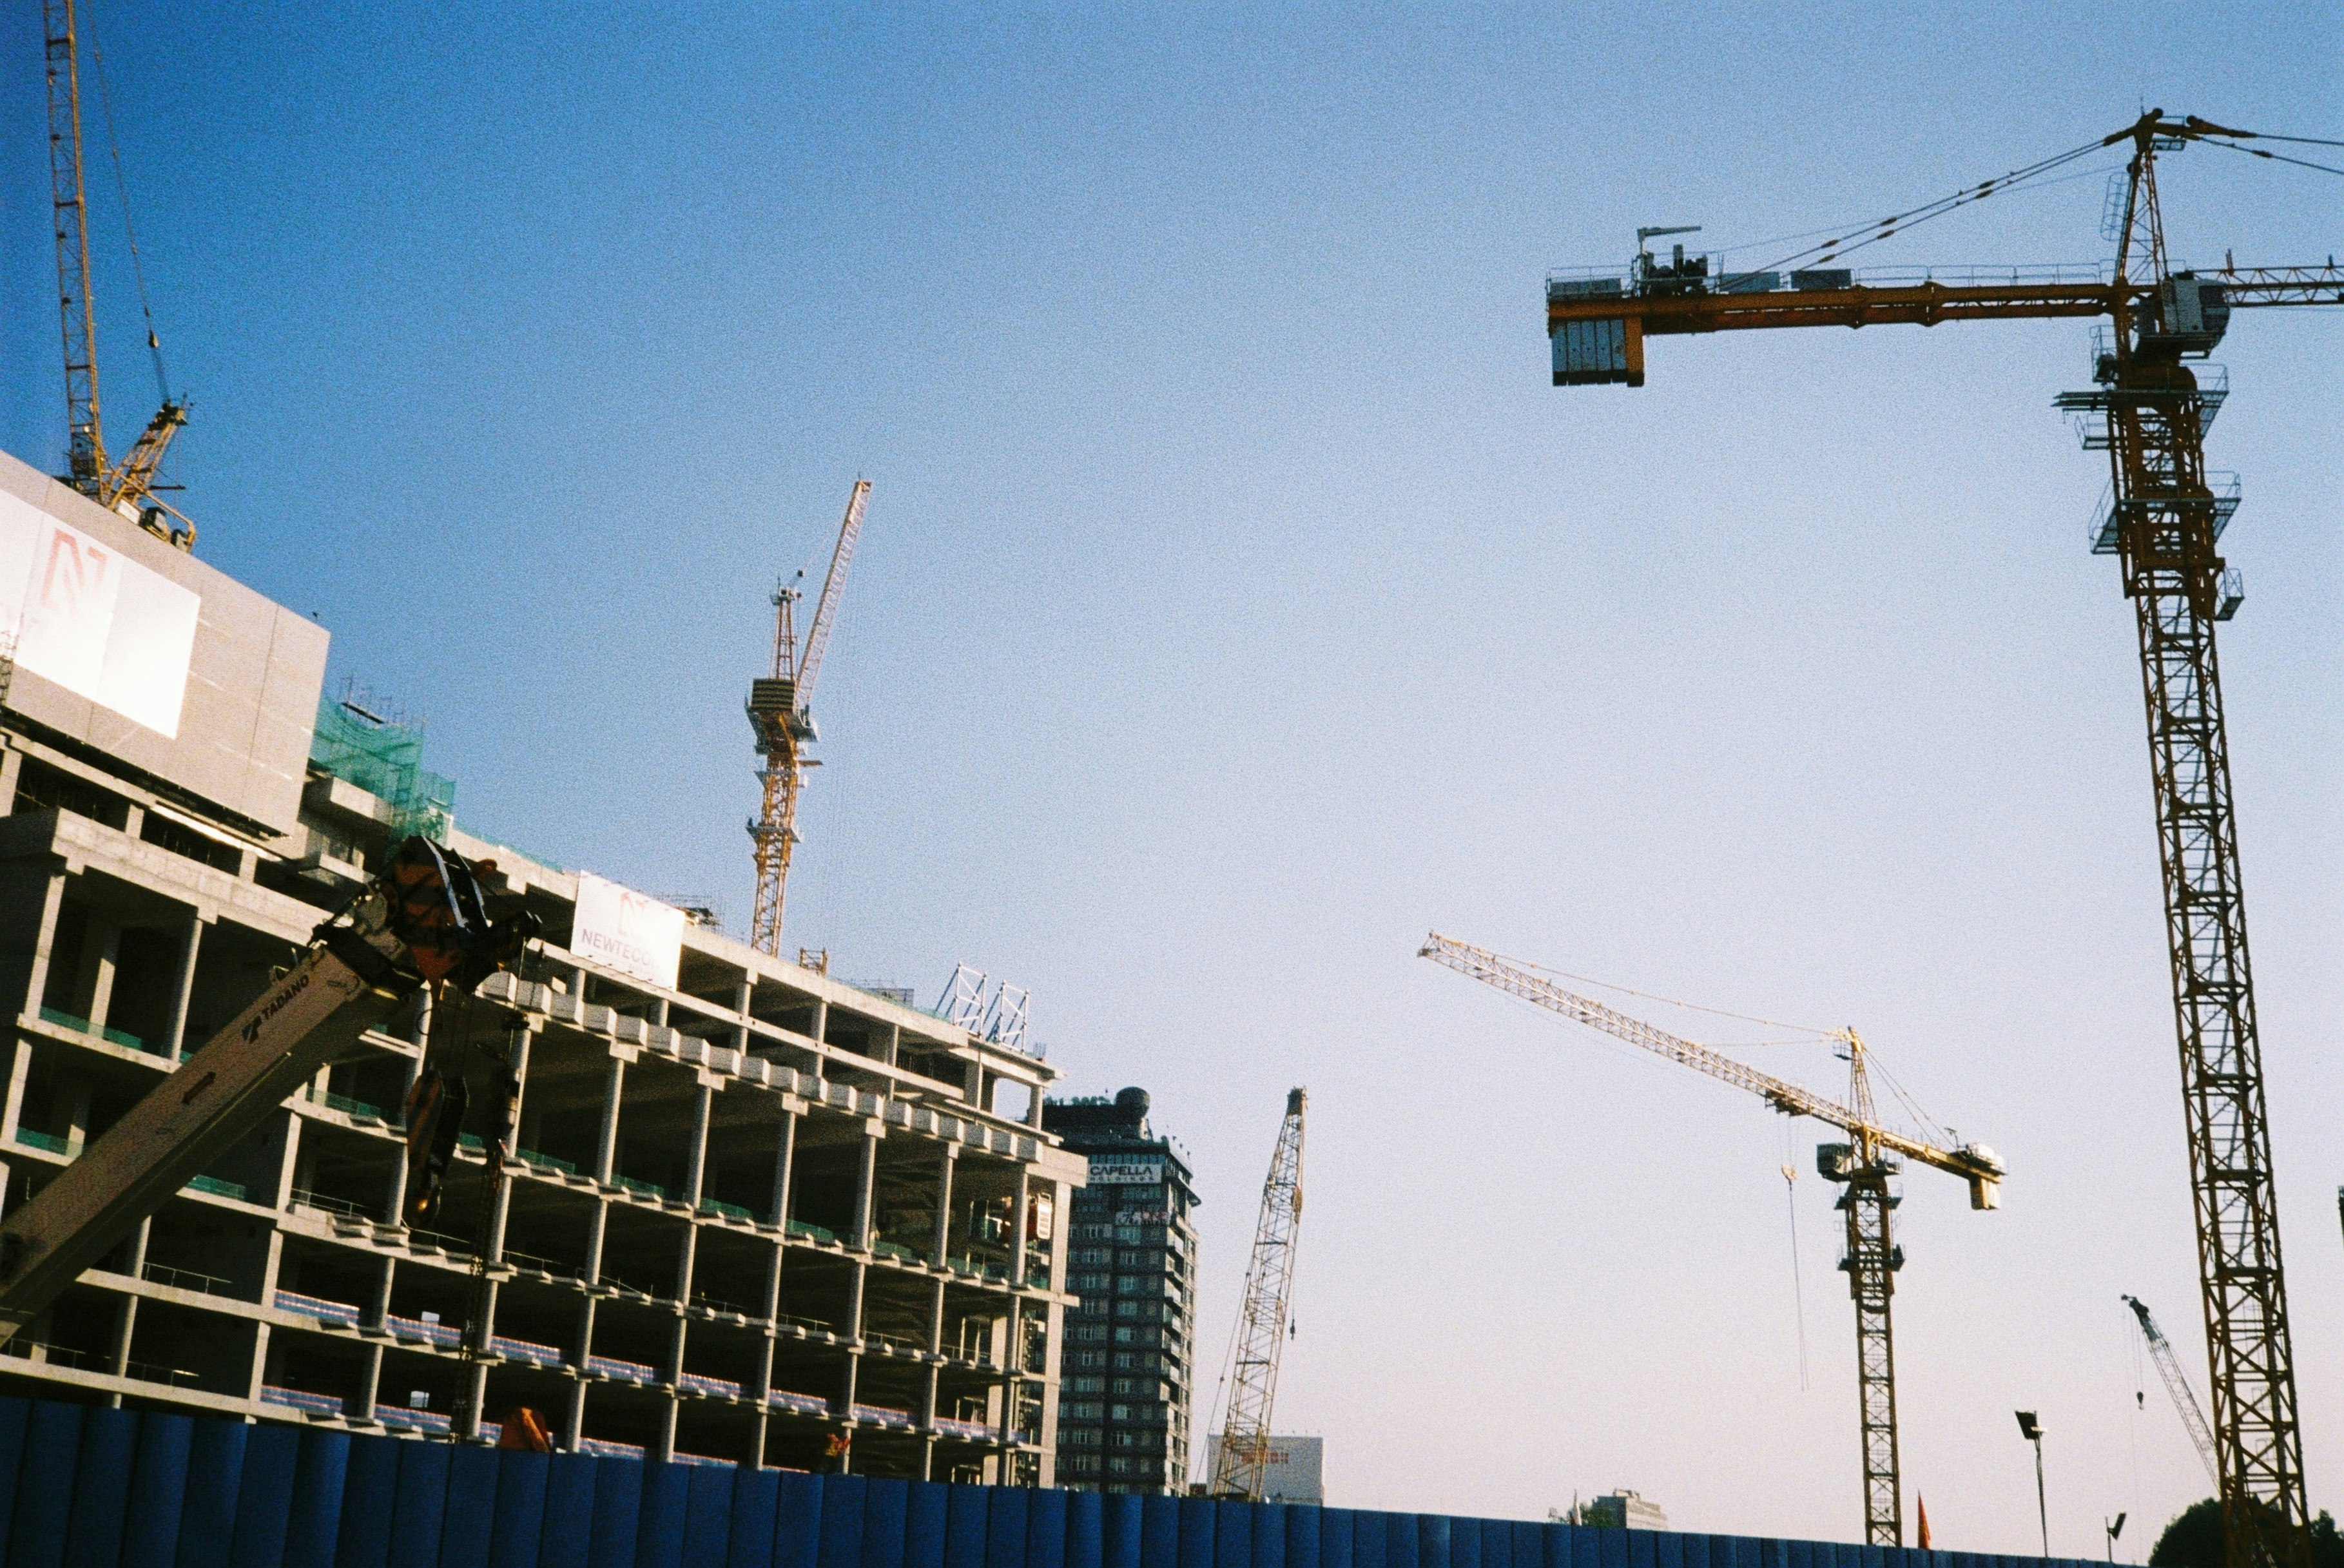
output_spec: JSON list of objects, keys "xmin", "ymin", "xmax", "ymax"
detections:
[
  {"xmin": 1208, "ymin": 1087, "xmax": 1306, "ymax": 1501},
  {"xmin": 0, "ymin": 837, "xmax": 534, "ymax": 1346}
]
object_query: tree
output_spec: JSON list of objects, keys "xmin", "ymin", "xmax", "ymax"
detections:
[
  {"xmin": 2149, "ymin": 1499, "xmax": 2221, "ymax": 1568},
  {"xmin": 2148, "ymin": 1502, "xmax": 2343, "ymax": 1568}
]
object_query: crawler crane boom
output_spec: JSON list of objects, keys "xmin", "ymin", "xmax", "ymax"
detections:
[
  {"xmin": 1208, "ymin": 1087, "xmax": 1306, "ymax": 1500},
  {"xmin": 1542, "ymin": 113, "xmax": 2334, "ymax": 1568},
  {"xmin": 2128, "ymin": 1293, "xmax": 2221, "ymax": 1486},
  {"xmin": 1420, "ymin": 933, "xmax": 2000, "ymax": 1547}
]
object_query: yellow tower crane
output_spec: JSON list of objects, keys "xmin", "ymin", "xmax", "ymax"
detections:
[
  {"xmin": 1420, "ymin": 934, "xmax": 2001, "ymax": 1547},
  {"xmin": 1543, "ymin": 113, "xmax": 2338, "ymax": 1568},
  {"xmin": 747, "ymin": 480, "xmax": 869, "ymax": 955},
  {"xmin": 42, "ymin": 0, "xmax": 189, "ymax": 545},
  {"xmin": 1208, "ymin": 1087, "xmax": 1306, "ymax": 1500}
]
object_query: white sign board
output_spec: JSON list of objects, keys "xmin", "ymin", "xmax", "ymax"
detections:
[
  {"xmin": 0, "ymin": 490, "xmax": 199, "ymax": 737},
  {"xmin": 572, "ymin": 873, "xmax": 685, "ymax": 991},
  {"xmin": 1206, "ymin": 1434, "xmax": 1323, "ymax": 1505},
  {"xmin": 1089, "ymin": 1161, "xmax": 1163, "ymax": 1186}
]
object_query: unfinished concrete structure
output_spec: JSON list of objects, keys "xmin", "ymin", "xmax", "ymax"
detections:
[{"xmin": 0, "ymin": 448, "xmax": 1083, "ymax": 1480}]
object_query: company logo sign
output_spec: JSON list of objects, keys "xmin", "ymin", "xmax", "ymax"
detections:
[
  {"xmin": 1089, "ymin": 1161, "xmax": 1163, "ymax": 1186},
  {"xmin": 572, "ymin": 873, "xmax": 685, "ymax": 991},
  {"xmin": 0, "ymin": 490, "xmax": 199, "ymax": 737}
]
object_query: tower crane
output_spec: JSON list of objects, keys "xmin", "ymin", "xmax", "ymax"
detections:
[
  {"xmin": 42, "ymin": 0, "xmax": 189, "ymax": 547},
  {"xmin": 1420, "ymin": 934, "xmax": 2001, "ymax": 1547},
  {"xmin": 1207, "ymin": 1087, "xmax": 1306, "ymax": 1500},
  {"xmin": 2127, "ymin": 1293, "xmax": 2220, "ymax": 1486},
  {"xmin": 1543, "ymin": 112, "xmax": 2338, "ymax": 1568},
  {"xmin": 746, "ymin": 480, "xmax": 869, "ymax": 955}
]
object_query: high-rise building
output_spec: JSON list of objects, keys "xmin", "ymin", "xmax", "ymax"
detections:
[
  {"xmin": 0, "ymin": 449, "xmax": 1085, "ymax": 1480},
  {"xmin": 1041, "ymin": 1088, "xmax": 1198, "ymax": 1493}
]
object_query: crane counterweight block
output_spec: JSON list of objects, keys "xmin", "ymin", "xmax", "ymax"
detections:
[{"xmin": 0, "ymin": 837, "xmax": 536, "ymax": 1347}]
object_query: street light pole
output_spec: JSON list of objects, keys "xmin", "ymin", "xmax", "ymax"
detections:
[
  {"xmin": 2106, "ymin": 1513, "xmax": 2126, "ymax": 1564},
  {"xmin": 2016, "ymin": 1412, "xmax": 2048, "ymax": 1557}
]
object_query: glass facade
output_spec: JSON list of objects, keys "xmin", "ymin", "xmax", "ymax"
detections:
[{"xmin": 1041, "ymin": 1089, "xmax": 1198, "ymax": 1494}]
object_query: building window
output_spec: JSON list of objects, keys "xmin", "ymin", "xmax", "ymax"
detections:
[
  {"xmin": 1116, "ymin": 1250, "xmax": 1159, "ymax": 1269},
  {"xmin": 1063, "ymin": 1375, "xmax": 1105, "ymax": 1393},
  {"xmin": 1114, "ymin": 1275, "xmax": 1149, "ymax": 1295},
  {"xmin": 1072, "ymin": 1325, "xmax": 1107, "ymax": 1342},
  {"xmin": 1062, "ymin": 1427, "xmax": 1101, "ymax": 1447},
  {"xmin": 1107, "ymin": 1458, "xmax": 1132, "ymax": 1476},
  {"xmin": 1063, "ymin": 1402, "xmax": 1103, "ymax": 1420},
  {"xmin": 1109, "ymin": 1404, "xmax": 1132, "ymax": 1422},
  {"xmin": 1072, "ymin": 1351, "xmax": 1108, "ymax": 1369}
]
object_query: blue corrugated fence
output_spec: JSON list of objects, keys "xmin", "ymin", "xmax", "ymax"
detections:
[{"xmin": 0, "ymin": 1395, "xmax": 2111, "ymax": 1568}]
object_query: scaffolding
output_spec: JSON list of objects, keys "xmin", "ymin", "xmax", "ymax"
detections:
[{"xmin": 309, "ymin": 692, "xmax": 454, "ymax": 843}]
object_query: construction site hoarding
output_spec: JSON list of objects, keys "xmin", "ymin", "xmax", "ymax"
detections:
[
  {"xmin": 572, "ymin": 872, "xmax": 686, "ymax": 990},
  {"xmin": 0, "ymin": 447, "xmax": 326, "ymax": 836}
]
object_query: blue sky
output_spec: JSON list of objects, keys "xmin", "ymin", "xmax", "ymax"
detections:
[{"xmin": 3, "ymin": 2, "xmax": 2338, "ymax": 1551}]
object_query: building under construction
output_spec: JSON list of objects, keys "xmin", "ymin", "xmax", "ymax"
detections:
[{"xmin": 0, "ymin": 447, "xmax": 1085, "ymax": 1480}]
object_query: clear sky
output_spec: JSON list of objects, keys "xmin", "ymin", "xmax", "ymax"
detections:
[{"xmin": 2, "ymin": 2, "xmax": 2338, "ymax": 1554}]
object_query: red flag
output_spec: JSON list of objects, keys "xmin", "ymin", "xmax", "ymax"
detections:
[{"xmin": 1917, "ymin": 1496, "xmax": 1932, "ymax": 1551}]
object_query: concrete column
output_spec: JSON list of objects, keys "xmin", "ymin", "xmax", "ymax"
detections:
[
  {"xmin": 269, "ymin": 1112, "xmax": 304, "ymax": 1210},
  {"xmin": 579, "ymin": 1205, "xmax": 610, "ymax": 1286},
  {"xmin": 244, "ymin": 1322, "xmax": 272, "ymax": 1408},
  {"xmin": 963, "ymin": 1061, "xmax": 985, "ymax": 1109},
  {"xmin": 882, "ymin": 1023, "xmax": 899, "ymax": 1069},
  {"xmin": 1010, "ymin": 1167, "xmax": 1032, "ymax": 1285},
  {"xmin": 767, "ymin": 1106, "xmax": 799, "ymax": 1228},
  {"xmin": 561, "ymin": 1373, "xmax": 588, "ymax": 1450},
  {"xmin": 162, "ymin": 911, "xmax": 207, "ymax": 1060},
  {"xmin": 365, "ymin": 1257, "xmax": 395, "ymax": 1331},
  {"xmin": 107, "ymin": 1215, "xmax": 151, "ymax": 1400},
  {"xmin": 353, "ymin": 1342, "xmax": 385, "ymax": 1422},
  {"xmin": 591, "ymin": 1056, "xmax": 626, "ymax": 1183},
  {"xmin": 845, "ymin": 1263, "xmax": 867, "ymax": 1345},
  {"xmin": 837, "ymin": 1350, "xmax": 861, "ymax": 1471},
  {"xmin": 0, "ymin": 749, "xmax": 21, "ymax": 810},
  {"xmin": 78, "ymin": 918, "xmax": 120, "ymax": 1033},
  {"xmin": 61, "ymin": 1078, "xmax": 92, "ymax": 1155},
  {"xmin": 650, "ymin": 1383, "xmax": 679, "ymax": 1465},
  {"xmin": 850, "ymin": 1124, "xmax": 880, "ymax": 1251},
  {"xmin": 11, "ymin": 869, "xmax": 68, "ymax": 1027},
  {"xmin": 381, "ymin": 996, "xmax": 429, "ymax": 1228},
  {"xmin": 930, "ymin": 1145, "xmax": 958, "ymax": 1266},
  {"xmin": 0, "ymin": 1041, "xmax": 32, "ymax": 1149},
  {"xmin": 683, "ymin": 1083, "xmax": 713, "ymax": 1208},
  {"xmin": 731, "ymin": 973, "xmax": 753, "ymax": 1053},
  {"xmin": 808, "ymin": 999, "xmax": 828, "ymax": 1047},
  {"xmin": 458, "ymin": 1353, "xmax": 492, "ymax": 1442}
]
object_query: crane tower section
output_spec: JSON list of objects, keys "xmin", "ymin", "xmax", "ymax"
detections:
[
  {"xmin": 1208, "ymin": 1087, "xmax": 1306, "ymax": 1501},
  {"xmin": 1539, "ymin": 112, "xmax": 2335, "ymax": 1568},
  {"xmin": 747, "ymin": 480, "xmax": 868, "ymax": 955}
]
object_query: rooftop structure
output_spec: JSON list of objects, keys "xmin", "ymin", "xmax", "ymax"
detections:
[
  {"xmin": 1043, "ymin": 1088, "xmax": 1198, "ymax": 1493},
  {"xmin": 0, "ymin": 449, "xmax": 1085, "ymax": 1480}
]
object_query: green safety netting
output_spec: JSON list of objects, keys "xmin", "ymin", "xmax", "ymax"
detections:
[{"xmin": 309, "ymin": 693, "xmax": 455, "ymax": 844}]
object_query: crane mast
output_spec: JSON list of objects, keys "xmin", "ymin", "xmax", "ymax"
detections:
[
  {"xmin": 1421, "ymin": 934, "xmax": 2001, "ymax": 1547},
  {"xmin": 39, "ymin": 0, "xmax": 191, "ymax": 544},
  {"xmin": 747, "ymin": 480, "xmax": 869, "ymax": 954},
  {"xmin": 1208, "ymin": 1087, "xmax": 1306, "ymax": 1500},
  {"xmin": 1542, "ymin": 113, "xmax": 2330, "ymax": 1568}
]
